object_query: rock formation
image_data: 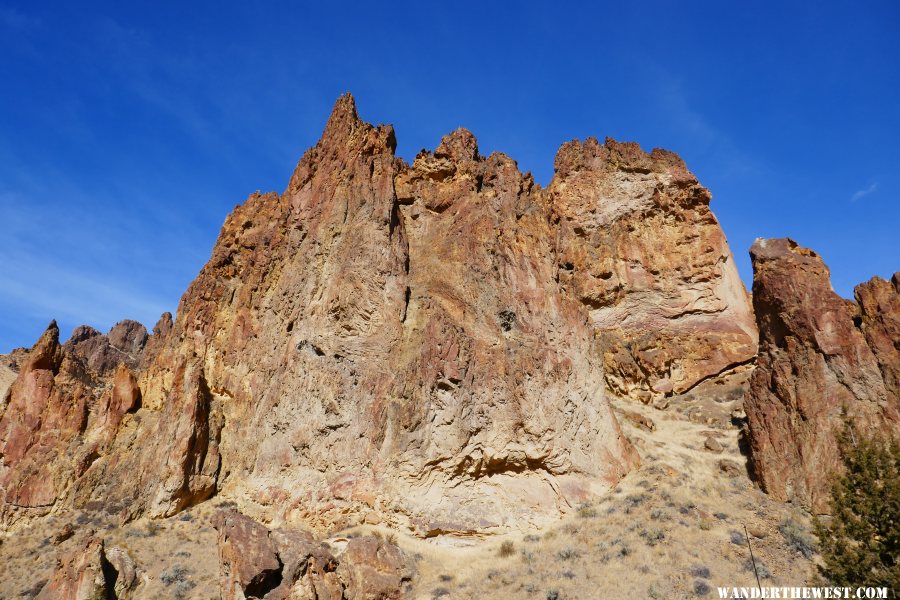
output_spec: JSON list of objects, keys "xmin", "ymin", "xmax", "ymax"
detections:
[
  {"xmin": 550, "ymin": 137, "xmax": 758, "ymax": 402},
  {"xmin": 213, "ymin": 509, "xmax": 413, "ymax": 599},
  {"xmin": 745, "ymin": 238, "xmax": 899, "ymax": 512},
  {"xmin": 36, "ymin": 537, "xmax": 137, "ymax": 600},
  {"xmin": 0, "ymin": 94, "xmax": 760, "ymax": 538}
]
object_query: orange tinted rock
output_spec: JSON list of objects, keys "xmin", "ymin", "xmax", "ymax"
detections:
[
  {"xmin": 36, "ymin": 537, "xmax": 113, "ymax": 600},
  {"xmin": 550, "ymin": 137, "xmax": 757, "ymax": 401},
  {"xmin": 745, "ymin": 238, "xmax": 899, "ymax": 512},
  {"xmin": 1, "ymin": 95, "xmax": 765, "ymax": 536}
]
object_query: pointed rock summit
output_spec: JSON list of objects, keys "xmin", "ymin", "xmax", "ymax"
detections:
[{"xmin": 1, "ymin": 95, "xmax": 763, "ymax": 536}]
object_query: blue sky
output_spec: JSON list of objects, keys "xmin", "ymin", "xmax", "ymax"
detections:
[{"xmin": 1, "ymin": 1, "xmax": 898, "ymax": 351}]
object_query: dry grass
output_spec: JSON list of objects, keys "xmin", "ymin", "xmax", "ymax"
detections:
[{"xmin": 0, "ymin": 370, "xmax": 819, "ymax": 599}]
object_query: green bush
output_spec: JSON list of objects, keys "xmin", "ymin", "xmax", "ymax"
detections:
[{"xmin": 813, "ymin": 421, "xmax": 899, "ymax": 590}]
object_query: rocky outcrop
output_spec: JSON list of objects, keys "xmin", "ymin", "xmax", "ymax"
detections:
[
  {"xmin": 1, "ymin": 94, "xmax": 760, "ymax": 536},
  {"xmin": 0, "ymin": 322, "xmax": 148, "ymax": 526},
  {"xmin": 550, "ymin": 137, "xmax": 758, "ymax": 402},
  {"xmin": 36, "ymin": 537, "xmax": 138, "ymax": 600},
  {"xmin": 213, "ymin": 509, "xmax": 413, "ymax": 599},
  {"xmin": 745, "ymin": 238, "xmax": 899, "ymax": 512},
  {"xmin": 65, "ymin": 319, "xmax": 148, "ymax": 376}
]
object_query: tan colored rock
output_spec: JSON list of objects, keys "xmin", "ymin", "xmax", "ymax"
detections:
[
  {"xmin": 36, "ymin": 537, "xmax": 113, "ymax": 600},
  {"xmin": 621, "ymin": 410, "xmax": 656, "ymax": 432},
  {"xmin": 337, "ymin": 536, "xmax": 415, "ymax": 600},
  {"xmin": 745, "ymin": 238, "xmax": 899, "ymax": 512},
  {"xmin": 703, "ymin": 437, "xmax": 723, "ymax": 453},
  {"xmin": 0, "ymin": 94, "xmax": 761, "ymax": 536},
  {"xmin": 549, "ymin": 138, "xmax": 758, "ymax": 401}
]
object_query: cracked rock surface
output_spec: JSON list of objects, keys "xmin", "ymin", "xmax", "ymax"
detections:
[{"xmin": 0, "ymin": 94, "xmax": 760, "ymax": 537}]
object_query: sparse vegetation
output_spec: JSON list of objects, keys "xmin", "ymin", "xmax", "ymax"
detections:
[
  {"xmin": 499, "ymin": 540, "xmax": 515, "ymax": 557},
  {"xmin": 160, "ymin": 564, "xmax": 191, "ymax": 586},
  {"xmin": 640, "ymin": 528, "xmax": 665, "ymax": 546},
  {"xmin": 693, "ymin": 578, "xmax": 711, "ymax": 595},
  {"xmin": 814, "ymin": 422, "xmax": 899, "ymax": 589},
  {"xmin": 690, "ymin": 565, "xmax": 710, "ymax": 578},
  {"xmin": 778, "ymin": 518, "xmax": 815, "ymax": 559},
  {"xmin": 557, "ymin": 547, "xmax": 579, "ymax": 560}
]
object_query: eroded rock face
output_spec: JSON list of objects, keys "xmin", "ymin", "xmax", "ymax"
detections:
[
  {"xmin": 745, "ymin": 238, "xmax": 899, "ymax": 512},
  {"xmin": 213, "ymin": 509, "xmax": 412, "ymax": 599},
  {"xmin": 65, "ymin": 319, "xmax": 148, "ymax": 376},
  {"xmin": 36, "ymin": 536, "xmax": 137, "ymax": 600},
  {"xmin": 1, "ymin": 94, "xmax": 760, "ymax": 535},
  {"xmin": 0, "ymin": 322, "xmax": 147, "ymax": 527},
  {"xmin": 549, "ymin": 138, "xmax": 758, "ymax": 402},
  {"xmin": 113, "ymin": 95, "xmax": 638, "ymax": 534}
]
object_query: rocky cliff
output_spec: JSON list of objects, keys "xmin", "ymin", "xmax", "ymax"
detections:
[
  {"xmin": 745, "ymin": 238, "xmax": 899, "ymax": 512},
  {"xmin": 550, "ymin": 137, "xmax": 757, "ymax": 402},
  {"xmin": 0, "ymin": 94, "xmax": 757, "ymax": 538}
]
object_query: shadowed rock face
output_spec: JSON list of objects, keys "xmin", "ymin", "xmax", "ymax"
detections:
[
  {"xmin": 0, "ymin": 94, "xmax": 760, "ymax": 535},
  {"xmin": 745, "ymin": 238, "xmax": 899, "ymax": 512}
]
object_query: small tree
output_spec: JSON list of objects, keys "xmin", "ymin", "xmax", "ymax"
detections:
[{"xmin": 813, "ymin": 420, "xmax": 899, "ymax": 591}]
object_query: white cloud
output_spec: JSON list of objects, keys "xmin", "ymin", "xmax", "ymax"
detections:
[{"xmin": 851, "ymin": 182, "xmax": 878, "ymax": 202}]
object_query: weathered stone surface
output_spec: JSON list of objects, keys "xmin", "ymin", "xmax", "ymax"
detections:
[
  {"xmin": 336, "ymin": 536, "xmax": 415, "ymax": 600},
  {"xmin": 854, "ymin": 273, "xmax": 900, "ymax": 400},
  {"xmin": 212, "ymin": 509, "xmax": 409, "ymax": 599},
  {"xmin": 65, "ymin": 319, "xmax": 148, "ymax": 376},
  {"xmin": 549, "ymin": 137, "xmax": 758, "ymax": 401},
  {"xmin": 0, "ymin": 322, "xmax": 148, "ymax": 527},
  {"xmin": 213, "ymin": 509, "xmax": 284, "ymax": 600},
  {"xmin": 0, "ymin": 94, "xmax": 762, "ymax": 535},
  {"xmin": 745, "ymin": 238, "xmax": 899, "ymax": 512},
  {"xmin": 36, "ymin": 537, "xmax": 115, "ymax": 600}
]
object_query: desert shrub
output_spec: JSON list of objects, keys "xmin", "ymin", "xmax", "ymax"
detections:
[
  {"xmin": 432, "ymin": 588, "xmax": 450, "ymax": 598},
  {"xmin": 640, "ymin": 528, "xmax": 666, "ymax": 546},
  {"xmin": 650, "ymin": 508, "xmax": 669, "ymax": 521},
  {"xmin": 814, "ymin": 422, "xmax": 899, "ymax": 590},
  {"xmin": 160, "ymin": 564, "xmax": 190, "ymax": 586},
  {"xmin": 498, "ymin": 541, "xmax": 515, "ymax": 557},
  {"xmin": 624, "ymin": 494, "xmax": 646, "ymax": 510},
  {"xmin": 693, "ymin": 579, "xmax": 711, "ymax": 595},
  {"xmin": 145, "ymin": 521, "xmax": 162, "ymax": 537},
  {"xmin": 577, "ymin": 503, "xmax": 598, "ymax": 518},
  {"xmin": 690, "ymin": 565, "xmax": 711, "ymax": 578},
  {"xmin": 438, "ymin": 574, "xmax": 453, "ymax": 582},
  {"xmin": 524, "ymin": 534, "xmax": 541, "ymax": 543},
  {"xmin": 172, "ymin": 579, "xmax": 196, "ymax": 600},
  {"xmin": 778, "ymin": 518, "xmax": 815, "ymax": 559},
  {"xmin": 385, "ymin": 532, "xmax": 397, "ymax": 545},
  {"xmin": 743, "ymin": 558, "xmax": 771, "ymax": 579},
  {"xmin": 557, "ymin": 547, "xmax": 579, "ymax": 560},
  {"xmin": 546, "ymin": 590, "xmax": 562, "ymax": 600},
  {"xmin": 561, "ymin": 570, "xmax": 576, "ymax": 579}
]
